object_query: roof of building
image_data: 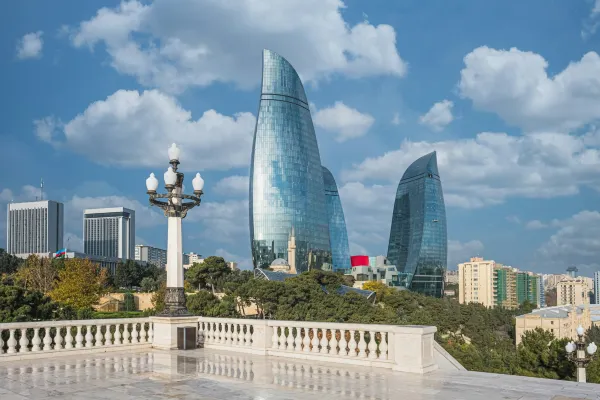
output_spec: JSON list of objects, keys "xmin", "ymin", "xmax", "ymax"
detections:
[
  {"xmin": 516, "ymin": 304, "xmax": 600, "ymax": 319},
  {"xmin": 400, "ymin": 151, "xmax": 439, "ymax": 181},
  {"xmin": 270, "ymin": 258, "xmax": 290, "ymax": 267}
]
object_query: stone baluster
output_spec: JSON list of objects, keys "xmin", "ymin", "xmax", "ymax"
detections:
[
  {"xmin": 379, "ymin": 332, "xmax": 388, "ymax": 360},
  {"xmin": 55, "ymin": 327, "xmax": 64, "ymax": 350},
  {"xmin": 225, "ymin": 323, "xmax": 232, "ymax": 345},
  {"xmin": 6, "ymin": 329, "xmax": 17, "ymax": 353},
  {"xmin": 293, "ymin": 327, "xmax": 302, "ymax": 352},
  {"xmin": 339, "ymin": 330, "xmax": 348, "ymax": 356},
  {"xmin": 30, "ymin": 328, "xmax": 41, "ymax": 352},
  {"xmin": 43, "ymin": 327, "xmax": 53, "ymax": 351},
  {"xmin": 348, "ymin": 330, "xmax": 357, "ymax": 357},
  {"xmin": 319, "ymin": 329, "xmax": 328, "ymax": 354},
  {"xmin": 358, "ymin": 330, "xmax": 367, "ymax": 358},
  {"xmin": 368, "ymin": 331, "xmax": 378, "ymax": 360},
  {"xmin": 114, "ymin": 325, "xmax": 122, "ymax": 345},
  {"xmin": 104, "ymin": 325, "xmax": 112, "ymax": 346},
  {"xmin": 123, "ymin": 324, "xmax": 131, "ymax": 344},
  {"xmin": 272, "ymin": 326, "xmax": 280, "ymax": 349},
  {"xmin": 243, "ymin": 324, "xmax": 251, "ymax": 346},
  {"xmin": 148, "ymin": 323, "xmax": 154, "ymax": 344},
  {"xmin": 19, "ymin": 328, "xmax": 29, "ymax": 353},
  {"xmin": 231, "ymin": 323, "xmax": 239, "ymax": 346},
  {"xmin": 64, "ymin": 326, "xmax": 73, "ymax": 350},
  {"xmin": 302, "ymin": 327, "xmax": 310, "ymax": 352},
  {"xmin": 134, "ymin": 324, "xmax": 141, "ymax": 343},
  {"xmin": 75, "ymin": 326, "xmax": 84, "ymax": 348},
  {"xmin": 85, "ymin": 325, "xmax": 94, "ymax": 348},
  {"xmin": 95, "ymin": 325, "xmax": 104, "ymax": 347},
  {"xmin": 0, "ymin": 330, "xmax": 4, "ymax": 354},
  {"xmin": 285, "ymin": 327, "xmax": 293, "ymax": 350},
  {"xmin": 330, "ymin": 329, "xmax": 339, "ymax": 356},
  {"xmin": 311, "ymin": 328, "xmax": 319, "ymax": 353}
]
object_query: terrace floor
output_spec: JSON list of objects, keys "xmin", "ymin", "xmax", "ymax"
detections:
[{"xmin": 0, "ymin": 348, "xmax": 598, "ymax": 400}]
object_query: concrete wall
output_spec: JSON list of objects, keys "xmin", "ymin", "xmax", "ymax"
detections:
[{"xmin": 96, "ymin": 292, "xmax": 154, "ymax": 311}]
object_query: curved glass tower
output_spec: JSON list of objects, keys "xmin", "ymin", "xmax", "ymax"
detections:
[
  {"xmin": 387, "ymin": 151, "xmax": 447, "ymax": 297},
  {"xmin": 322, "ymin": 166, "xmax": 351, "ymax": 272},
  {"xmin": 250, "ymin": 49, "xmax": 331, "ymax": 273}
]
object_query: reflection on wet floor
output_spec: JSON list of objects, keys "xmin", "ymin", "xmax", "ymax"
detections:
[{"xmin": 0, "ymin": 349, "xmax": 598, "ymax": 400}]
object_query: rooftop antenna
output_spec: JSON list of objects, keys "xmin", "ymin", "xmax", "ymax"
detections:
[{"xmin": 40, "ymin": 178, "xmax": 44, "ymax": 201}]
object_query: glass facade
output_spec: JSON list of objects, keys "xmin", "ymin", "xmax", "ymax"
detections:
[
  {"xmin": 322, "ymin": 166, "xmax": 351, "ymax": 272},
  {"xmin": 387, "ymin": 151, "xmax": 447, "ymax": 297},
  {"xmin": 250, "ymin": 49, "xmax": 331, "ymax": 273}
]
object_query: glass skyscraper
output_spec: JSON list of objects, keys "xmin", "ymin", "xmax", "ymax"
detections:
[
  {"xmin": 387, "ymin": 151, "xmax": 447, "ymax": 297},
  {"xmin": 250, "ymin": 49, "xmax": 332, "ymax": 273},
  {"xmin": 322, "ymin": 166, "xmax": 351, "ymax": 272}
]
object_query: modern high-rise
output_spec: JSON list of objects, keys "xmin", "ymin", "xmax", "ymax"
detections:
[
  {"xmin": 557, "ymin": 278, "xmax": 589, "ymax": 306},
  {"xmin": 84, "ymin": 207, "xmax": 135, "ymax": 262},
  {"xmin": 594, "ymin": 271, "xmax": 600, "ymax": 304},
  {"xmin": 322, "ymin": 166, "xmax": 351, "ymax": 272},
  {"xmin": 458, "ymin": 257, "xmax": 496, "ymax": 307},
  {"xmin": 249, "ymin": 49, "xmax": 331, "ymax": 272},
  {"xmin": 135, "ymin": 245, "xmax": 167, "ymax": 268},
  {"xmin": 516, "ymin": 271, "xmax": 541, "ymax": 306},
  {"xmin": 6, "ymin": 200, "xmax": 64, "ymax": 257},
  {"xmin": 387, "ymin": 151, "xmax": 447, "ymax": 297}
]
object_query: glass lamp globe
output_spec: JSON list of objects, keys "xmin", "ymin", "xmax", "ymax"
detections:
[
  {"xmin": 146, "ymin": 173, "xmax": 159, "ymax": 192},
  {"xmin": 577, "ymin": 325, "xmax": 585, "ymax": 337},
  {"xmin": 588, "ymin": 342, "xmax": 597, "ymax": 355},
  {"xmin": 565, "ymin": 341, "xmax": 575, "ymax": 354},
  {"xmin": 192, "ymin": 173, "xmax": 204, "ymax": 192},
  {"xmin": 164, "ymin": 167, "xmax": 177, "ymax": 186},
  {"xmin": 168, "ymin": 143, "xmax": 180, "ymax": 161}
]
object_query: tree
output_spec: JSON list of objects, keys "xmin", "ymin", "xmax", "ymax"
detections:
[
  {"xmin": 0, "ymin": 248, "xmax": 23, "ymax": 275},
  {"xmin": 14, "ymin": 254, "xmax": 58, "ymax": 294},
  {"xmin": 49, "ymin": 258, "xmax": 109, "ymax": 309},
  {"xmin": 151, "ymin": 281, "xmax": 166, "ymax": 312},
  {"xmin": 585, "ymin": 325, "xmax": 600, "ymax": 346},
  {"xmin": 185, "ymin": 256, "xmax": 231, "ymax": 292},
  {"xmin": 0, "ymin": 283, "xmax": 59, "ymax": 322},
  {"xmin": 114, "ymin": 260, "xmax": 143, "ymax": 289},
  {"xmin": 545, "ymin": 288, "xmax": 557, "ymax": 307},
  {"xmin": 362, "ymin": 281, "xmax": 394, "ymax": 302},
  {"xmin": 186, "ymin": 290, "xmax": 221, "ymax": 315}
]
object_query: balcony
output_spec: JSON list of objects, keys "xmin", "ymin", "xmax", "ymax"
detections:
[{"xmin": 1, "ymin": 317, "xmax": 598, "ymax": 399}]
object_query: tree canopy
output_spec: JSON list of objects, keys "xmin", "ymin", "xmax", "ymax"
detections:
[{"xmin": 49, "ymin": 258, "xmax": 109, "ymax": 309}]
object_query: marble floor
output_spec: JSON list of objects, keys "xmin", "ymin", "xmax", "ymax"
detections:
[{"xmin": 0, "ymin": 348, "xmax": 598, "ymax": 400}]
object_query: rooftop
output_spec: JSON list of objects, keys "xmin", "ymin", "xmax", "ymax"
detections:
[
  {"xmin": 517, "ymin": 304, "xmax": 600, "ymax": 319},
  {"xmin": 1, "ymin": 348, "xmax": 597, "ymax": 400}
]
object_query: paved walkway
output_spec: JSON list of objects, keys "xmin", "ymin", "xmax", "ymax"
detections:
[{"xmin": 0, "ymin": 348, "xmax": 598, "ymax": 399}]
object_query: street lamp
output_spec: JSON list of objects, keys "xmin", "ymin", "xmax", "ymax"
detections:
[
  {"xmin": 146, "ymin": 143, "xmax": 204, "ymax": 316},
  {"xmin": 565, "ymin": 325, "xmax": 597, "ymax": 383}
]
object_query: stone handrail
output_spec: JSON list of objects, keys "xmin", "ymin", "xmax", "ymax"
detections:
[
  {"xmin": 198, "ymin": 317, "xmax": 437, "ymax": 373},
  {"xmin": 0, "ymin": 318, "xmax": 153, "ymax": 361}
]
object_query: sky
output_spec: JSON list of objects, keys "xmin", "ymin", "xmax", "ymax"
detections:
[{"xmin": 2, "ymin": 0, "xmax": 600, "ymax": 276}]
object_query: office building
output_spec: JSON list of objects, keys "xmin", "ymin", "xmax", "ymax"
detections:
[
  {"xmin": 6, "ymin": 200, "xmax": 64, "ymax": 257},
  {"xmin": 557, "ymin": 278, "xmax": 590, "ymax": 306},
  {"xmin": 249, "ymin": 49, "xmax": 331, "ymax": 272},
  {"xmin": 84, "ymin": 207, "xmax": 135, "ymax": 262},
  {"xmin": 595, "ymin": 271, "xmax": 600, "ymax": 304},
  {"xmin": 387, "ymin": 151, "xmax": 447, "ymax": 297},
  {"xmin": 515, "ymin": 304, "xmax": 600, "ymax": 345},
  {"xmin": 134, "ymin": 245, "xmax": 167, "ymax": 268},
  {"xmin": 347, "ymin": 255, "xmax": 401, "ymax": 289},
  {"xmin": 458, "ymin": 257, "xmax": 496, "ymax": 307},
  {"xmin": 322, "ymin": 166, "xmax": 351, "ymax": 272}
]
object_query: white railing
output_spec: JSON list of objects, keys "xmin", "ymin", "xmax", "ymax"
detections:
[
  {"xmin": 198, "ymin": 317, "xmax": 437, "ymax": 373},
  {"xmin": 0, "ymin": 318, "xmax": 153, "ymax": 361}
]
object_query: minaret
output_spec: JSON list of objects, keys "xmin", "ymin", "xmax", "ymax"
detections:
[{"xmin": 287, "ymin": 228, "xmax": 297, "ymax": 274}]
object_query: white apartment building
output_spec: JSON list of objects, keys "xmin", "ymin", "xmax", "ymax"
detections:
[
  {"xmin": 135, "ymin": 245, "xmax": 167, "ymax": 268},
  {"xmin": 458, "ymin": 257, "xmax": 496, "ymax": 308},
  {"xmin": 6, "ymin": 200, "xmax": 64, "ymax": 258},
  {"xmin": 594, "ymin": 271, "xmax": 599, "ymax": 304},
  {"xmin": 84, "ymin": 207, "xmax": 135, "ymax": 262},
  {"xmin": 557, "ymin": 278, "xmax": 590, "ymax": 306}
]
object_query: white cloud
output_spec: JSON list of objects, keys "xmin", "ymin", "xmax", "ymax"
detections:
[
  {"xmin": 215, "ymin": 248, "xmax": 252, "ymax": 270},
  {"xmin": 582, "ymin": 0, "xmax": 600, "ymax": 39},
  {"xmin": 342, "ymin": 131, "xmax": 600, "ymax": 208},
  {"xmin": 16, "ymin": 31, "xmax": 43, "ymax": 59},
  {"xmin": 35, "ymin": 89, "xmax": 255, "ymax": 171},
  {"xmin": 506, "ymin": 215, "xmax": 521, "ymax": 225},
  {"xmin": 69, "ymin": 0, "xmax": 407, "ymax": 93},
  {"xmin": 64, "ymin": 232, "xmax": 84, "ymax": 252},
  {"xmin": 459, "ymin": 46, "xmax": 600, "ymax": 132},
  {"xmin": 525, "ymin": 220, "xmax": 548, "ymax": 230},
  {"xmin": 191, "ymin": 200, "xmax": 249, "ymax": 244},
  {"xmin": 419, "ymin": 100, "xmax": 454, "ymax": 132},
  {"xmin": 213, "ymin": 176, "xmax": 249, "ymax": 196},
  {"xmin": 391, "ymin": 112, "xmax": 402, "ymax": 125},
  {"xmin": 537, "ymin": 211, "xmax": 600, "ymax": 267},
  {"xmin": 312, "ymin": 101, "xmax": 375, "ymax": 142},
  {"xmin": 34, "ymin": 116, "xmax": 62, "ymax": 143},
  {"xmin": 448, "ymin": 240, "xmax": 484, "ymax": 269}
]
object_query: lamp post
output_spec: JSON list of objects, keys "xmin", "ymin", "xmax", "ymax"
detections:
[
  {"xmin": 565, "ymin": 325, "xmax": 597, "ymax": 383},
  {"xmin": 146, "ymin": 143, "xmax": 204, "ymax": 317}
]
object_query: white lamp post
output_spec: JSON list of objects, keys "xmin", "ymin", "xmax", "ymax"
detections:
[
  {"xmin": 565, "ymin": 325, "xmax": 597, "ymax": 383},
  {"xmin": 146, "ymin": 143, "xmax": 204, "ymax": 316}
]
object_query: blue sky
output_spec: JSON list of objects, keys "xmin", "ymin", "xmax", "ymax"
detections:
[{"xmin": 2, "ymin": 0, "xmax": 600, "ymax": 275}]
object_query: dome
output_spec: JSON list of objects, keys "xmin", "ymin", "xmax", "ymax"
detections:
[{"xmin": 271, "ymin": 258, "xmax": 290, "ymax": 267}]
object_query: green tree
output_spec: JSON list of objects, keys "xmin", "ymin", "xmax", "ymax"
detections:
[
  {"xmin": 49, "ymin": 258, "xmax": 109, "ymax": 309},
  {"xmin": 185, "ymin": 256, "xmax": 231, "ymax": 292},
  {"xmin": 0, "ymin": 248, "xmax": 23, "ymax": 275},
  {"xmin": 123, "ymin": 292, "xmax": 136, "ymax": 311},
  {"xmin": 14, "ymin": 254, "xmax": 58, "ymax": 294},
  {"xmin": 585, "ymin": 325, "xmax": 600, "ymax": 345},
  {"xmin": 114, "ymin": 260, "xmax": 143, "ymax": 289},
  {"xmin": 152, "ymin": 281, "xmax": 166, "ymax": 313},
  {"xmin": 0, "ymin": 283, "xmax": 59, "ymax": 322},
  {"xmin": 186, "ymin": 290, "xmax": 221, "ymax": 315}
]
